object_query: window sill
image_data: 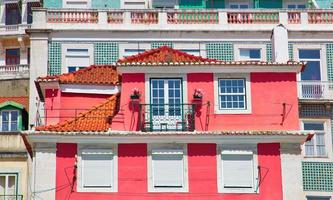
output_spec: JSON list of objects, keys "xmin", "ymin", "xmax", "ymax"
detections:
[
  {"xmin": 214, "ymin": 109, "xmax": 252, "ymax": 115},
  {"xmin": 304, "ymin": 156, "xmax": 329, "ymax": 159},
  {"xmin": 148, "ymin": 187, "xmax": 189, "ymax": 193},
  {"xmin": 219, "ymin": 188, "xmax": 258, "ymax": 194}
]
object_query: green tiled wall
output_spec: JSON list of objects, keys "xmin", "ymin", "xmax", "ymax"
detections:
[
  {"xmin": 302, "ymin": 162, "xmax": 333, "ymax": 192},
  {"xmin": 254, "ymin": 0, "xmax": 282, "ymax": 8},
  {"xmin": 94, "ymin": 42, "xmax": 119, "ymax": 64},
  {"xmin": 179, "ymin": 0, "xmax": 205, "ymax": 9},
  {"xmin": 266, "ymin": 43, "xmax": 272, "ymax": 62},
  {"xmin": 151, "ymin": 42, "xmax": 173, "ymax": 49},
  {"xmin": 206, "ymin": 43, "xmax": 234, "ymax": 61},
  {"xmin": 327, "ymin": 44, "xmax": 333, "ymax": 81},
  {"xmin": 288, "ymin": 43, "xmax": 294, "ymax": 61},
  {"xmin": 48, "ymin": 42, "xmax": 62, "ymax": 76}
]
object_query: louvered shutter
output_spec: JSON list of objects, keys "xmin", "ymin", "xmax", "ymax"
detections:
[
  {"xmin": 152, "ymin": 149, "xmax": 183, "ymax": 187},
  {"xmin": 152, "ymin": 0, "xmax": 177, "ymax": 8},
  {"xmin": 82, "ymin": 150, "xmax": 113, "ymax": 188},
  {"xmin": 222, "ymin": 153, "xmax": 253, "ymax": 188}
]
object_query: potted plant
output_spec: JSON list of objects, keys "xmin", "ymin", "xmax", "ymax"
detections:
[
  {"xmin": 130, "ymin": 88, "xmax": 141, "ymax": 100},
  {"xmin": 193, "ymin": 88, "xmax": 203, "ymax": 100}
]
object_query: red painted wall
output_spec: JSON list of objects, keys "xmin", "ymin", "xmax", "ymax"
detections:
[
  {"xmin": 44, "ymin": 90, "xmax": 111, "ymax": 124},
  {"xmin": 112, "ymin": 73, "xmax": 145, "ymax": 131},
  {"xmin": 55, "ymin": 143, "xmax": 283, "ymax": 200},
  {"xmin": 187, "ymin": 73, "xmax": 299, "ymax": 131},
  {"xmin": 113, "ymin": 72, "xmax": 299, "ymax": 131}
]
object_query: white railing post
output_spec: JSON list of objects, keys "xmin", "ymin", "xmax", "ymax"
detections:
[
  {"xmin": 301, "ymin": 12, "xmax": 308, "ymax": 25},
  {"xmin": 98, "ymin": 11, "xmax": 108, "ymax": 25},
  {"xmin": 159, "ymin": 11, "xmax": 167, "ymax": 26},
  {"xmin": 279, "ymin": 11, "xmax": 288, "ymax": 25},
  {"xmin": 218, "ymin": 10, "xmax": 228, "ymax": 25},
  {"xmin": 124, "ymin": 11, "xmax": 132, "ymax": 25},
  {"xmin": 32, "ymin": 8, "xmax": 47, "ymax": 29}
]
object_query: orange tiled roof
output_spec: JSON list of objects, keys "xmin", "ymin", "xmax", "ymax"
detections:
[
  {"xmin": 37, "ymin": 65, "xmax": 120, "ymax": 85},
  {"xmin": 117, "ymin": 46, "xmax": 217, "ymax": 64},
  {"xmin": 0, "ymin": 96, "xmax": 29, "ymax": 111},
  {"xmin": 35, "ymin": 95, "xmax": 119, "ymax": 132}
]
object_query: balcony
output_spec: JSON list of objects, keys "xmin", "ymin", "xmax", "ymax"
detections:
[
  {"xmin": 31, "ymin": 8, "xmax": 333, "ymax": 32},
  {"xmin": 0, "ymin": 195, "xmax": 23, "ymax": 200},
  {"xmin": 0, "ymin": 64, "xmax": 29, "ymax": 80},
  {"xmin": 0, "ymin": 24, "xmax": 31, "ymax": 36},
  {"xmin": 298, "ymin": 81, "xmax": 333, "ymax": 100},
  {"xmin": 139, "ymin": 103, "xmax": 196, "ymax": 132}
]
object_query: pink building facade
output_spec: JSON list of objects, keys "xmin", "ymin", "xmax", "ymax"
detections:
[{"xmin": 24, "ymin": 46, "xmax": 311, "ymax": 200}]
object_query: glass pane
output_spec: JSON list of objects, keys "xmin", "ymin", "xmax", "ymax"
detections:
[
  {"xmin": 301, "ymin": 61, "xmax": 321, "ymax": 81},
  {"xmin": 303, "ymin": 122, "xmax": 324, "ymax": 131},
  {"xmin": 299, "ymin": 49, "xmax": 320, "ymax": 59},
  {"xmin": 68, "ymin": 67, "xmax": 77, "ymax": 72},
  {"xmin": 239, "ymin": 4, "xmax": 249, "ymax": 9},
  {"xmin": 316, "ymin": 134, "xmax": 325, "ymax": 145},
  {"xmin": 7, "ymin": 176, "xmax": 16, "ymax": 195},
  {"xmin": 297, "ymin": 4, "xmax": 306, "ymax": 9},
  {"xmin": 249, "ymin": 49, "xmax": 261, "ymax": 59},
  {"xmin": 316, "ymin": 145, "xmax": 326, "ymax": 156},
  {"xmin": 10, "ymin": 111, "xmax": 18, "ymax": 122},
  {"xmin": 10, "ymin": 122, "xmax": 18, "ymax": 131},
  {"xmin": 288, "ymin": 5, "xmax": 296, "ymax": 9},
  {"xmin": 305, "ymin": 143, "xmax": 314, "ymax": 156},
  {"xmin": 230, "ymin": 4, "xmax": 239, "ymax": 8},
  {"xmin": 0, "ymin": 176, "xmax": 5, "ymax": 195}
]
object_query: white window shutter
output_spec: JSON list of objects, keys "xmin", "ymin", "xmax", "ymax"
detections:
[
  {"xmin": 152, "ymin": 152, "xmax": 183, "ymax": 187},
  {"xmin": 222, "ymin": 154, "xmax": 254, "ymax": 188},
  {"xmin": 82, "ymin": 153, "xmax": 113, "ymax": 188}
]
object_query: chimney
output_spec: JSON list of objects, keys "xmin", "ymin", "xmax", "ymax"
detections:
[{"xmin": 271, "ymin": 24, "xmax": 289, "ymax": 63}]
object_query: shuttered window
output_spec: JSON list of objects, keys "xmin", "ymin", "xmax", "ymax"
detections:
[
  {"xmin": 152, "ymin": 149, "xmax": 184, "ymax": 187},
  {"xmin": 152, "ymin": 0, "xmax": 177, "ymax": 8},
  {"xmin": 82, "ymin": 149, "xmax": 113, "ymax": 188},
  {"xmin": 219, "ymin": 149, "xmax": 258, "ymax": 193}
]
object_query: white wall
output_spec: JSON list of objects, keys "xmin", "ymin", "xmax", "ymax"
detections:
[{"xmin": 32, "ymin": 143, "xmax": 56, "ymax": 200}]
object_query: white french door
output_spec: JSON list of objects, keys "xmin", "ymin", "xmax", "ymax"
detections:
[{"xmin": 150, "ymin": 78, "xmax": 183, "ymax": 131}]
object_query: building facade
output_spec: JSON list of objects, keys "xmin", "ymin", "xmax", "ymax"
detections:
[{"xmin": 25, "ymin": 0, "xmax": 333, "ymax": 200}]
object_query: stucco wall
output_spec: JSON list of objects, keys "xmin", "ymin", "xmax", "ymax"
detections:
[
  {"xmin": 0, "ymin": 159, "xmax": 28, "ymax": 200},
  {"xmin": 0, "ymin": 79, "xmax": 29, "ymax": 97},
  {"xmin": 0, "ymin": 134, "xmax": 27, "ymax": 152},
  {"xmin": 44, "ymin": 88, "xmax": 112, "ymax": 125},
  {"xmin": 54, "ymin": 142, "xmax": 283, "ymax": 200},
  {"xmin": 113, "ymin": 72, "xmax": 299, "ymax": 131}
]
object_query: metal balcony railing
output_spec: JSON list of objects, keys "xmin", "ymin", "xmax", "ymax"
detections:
[
  {"xmin": 0, "ymin": 195, "xmax": 23, "ymax": 200},
  {"xmin": 298, "ymin": 81, "xmax": 333, "ymax": 100},
  {"xmin": 139, "ymin": 103, "xmax": 196, "ymax": 132}
]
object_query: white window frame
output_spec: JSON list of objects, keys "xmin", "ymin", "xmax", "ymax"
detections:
[
  {"xmin": 234, "ymin": 44, "xmax": 266, "ymax": 61},
  {"xmin": 301, "ymin": 119, "xmax": 332, "ymax": 160},
  {"xmin": 283, "ymin": 0, "xmax": 307, "ymax": 9},
  {"xmin": 217, "ymin": 144, "xmax": 259, "ymax": 194},
  {"xmin": 77, "ymin": 145, "xmax": 118, "ymax": 192},
  {"xmin": 214, "ymin": 73, "xmax": 251, "ymax": 114},
  {"xmin": 63, "ymin": 0, "xmax": 91, "ymax": 8},
  {"xmin": 145, "ymin": 74, "xmax": 188, "ymax": 104},
  {"xmin": 226, "ymin": 0, "xmax": 251, "ymax": 8},
  {"xmin": 119, "ymin": 42, "xmax": 150, "ymax": 58},
  {"xmin": 62, "ymin": 43, "xmax": 94, "ymax": 73},
  {"xmin": 0, "ymin": 110, "xmax": 19, "ymax": 131},
  {"xmin": 122, "ymin": 0, "xmax": 147, "ymax": 9},
  {"xmin": 294, "ymin": 44, "xmax": 327, "ymax": 82},
  {"xmin": 147, "ymin": 144, "xmax": 188, "ymax": 192},
  {"xmin": 0, "ymin": 173, "xmax": 18, "ymax": 197}
]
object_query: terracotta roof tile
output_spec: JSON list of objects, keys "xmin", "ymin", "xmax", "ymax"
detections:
[
  {"xmin": 35, "ymin": 95, "xmax": 119, "ymax": 132},
  {"xmin": 0, "ymin": 96, "xmax": 29, "ymax": 111},
  {"xmin": 37, "ymin": 65, "xmax": 121, "ymax": 85},
  {"xmin": 117, "ymin": 46, "xmax": 217, "ymax": 64}
]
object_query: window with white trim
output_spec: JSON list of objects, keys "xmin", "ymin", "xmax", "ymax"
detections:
[
  {"xmin": 215, "ymin": 74, "xmax": 251, "ymax": 114},
  {"xmin": 78, "ymin": 148, "xmax": 117, "ymax": 192},
  {"xmin": 229, "ymin": 3, "xmax": 249, "ymax": 8},
  {"xmin": 287, "ymin": 4, "xmax": 306, "ymax": 9},
  {"xmin": 239, "ymin": 49, "xmax": 261, "ymax": 61},
  {"xmin": 63, "ymin": 0, "xmax": 91, "ymax": 8},
  {"xmin": 303, "ymin": 122, "xmax": 327, "ymax": 157},
  {"xmin": 307, "ymin": 197, "xmax": 331, "ymax": 200},
  {"xmin": 218, "ymin": 146, "xmax": 258, "ymax": 193},
  {"xmin": 1, "ymin": 110, "xmax": 19, "ymax": 131},
  {"xmin": 0, "ymin": 173, "xmax": 18, "ymax": 197},
  {"xmin": 148, "ymin": 145, "xmax": 188, "ymax": 192},
  {"xmin": 62, "ymin": 44, "xmax": 93, "ymax": 73},
  {"xmin": 123, "ymin": 48, "xmax": 146, "ymax": 57}
]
